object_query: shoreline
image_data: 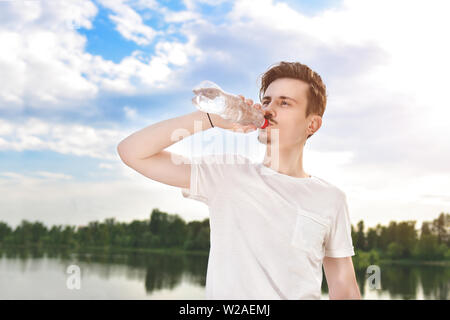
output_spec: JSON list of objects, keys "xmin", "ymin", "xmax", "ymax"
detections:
[
  {"xmin": 1, "ymin": 244, "xmax": 449, "ymax": 265},
  {"xmin": 378, "ymin": 259, "xmax": 450, "ymax": 266},
  {"xmin": 0, "ymin": 243, "xmax": 210, "ymax": 257}
]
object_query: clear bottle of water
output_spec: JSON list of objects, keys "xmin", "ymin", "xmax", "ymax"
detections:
[{"xmin": 191, "ymin": 80, "xmax": 269, "ymax": 129}]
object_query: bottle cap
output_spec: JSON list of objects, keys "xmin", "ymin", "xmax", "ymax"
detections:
[{"xmin": 260, "ymin": 118, "xmax": 269, "ymax": 129}]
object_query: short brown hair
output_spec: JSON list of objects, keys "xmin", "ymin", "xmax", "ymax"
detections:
[{"xmin": 258, "ymin": 61, "xmax": 327, "ymax": 139}]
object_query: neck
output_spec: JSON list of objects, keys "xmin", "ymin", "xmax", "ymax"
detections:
[{"xmin": 262, "ymin": 142, "xmax": 310, "ymax": 178}]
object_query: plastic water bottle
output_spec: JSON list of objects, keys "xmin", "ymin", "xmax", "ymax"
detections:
[{"xmin": 191, "ymin": 80, "xmax": 269, "ymax": 129}]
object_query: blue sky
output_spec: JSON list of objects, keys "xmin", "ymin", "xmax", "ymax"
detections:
[
  {"xmin": 79, "ymin": 0, "xmax": 189, "ymax": 63},
  {"xmin": 0, "ymin": 0, "xmax": 449, "ymax": 229}
]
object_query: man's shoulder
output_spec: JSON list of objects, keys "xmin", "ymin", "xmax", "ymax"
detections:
[{"xmin": 312, "ymin": 176, "xmax": 347, "ymax": 203}]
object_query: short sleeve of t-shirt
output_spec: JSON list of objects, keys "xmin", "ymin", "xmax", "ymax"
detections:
[
  {"xmin": 180, "ymin": 153, "xmax": 247, "ymax": 205},
  {"xmin": 324, "ymin": 194, "xmax": 356, "ymax": 258}
]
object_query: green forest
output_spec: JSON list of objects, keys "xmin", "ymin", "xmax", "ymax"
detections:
[{"xmin": 0, "ymin": 209, "xmax": 449, "ymax": 269}]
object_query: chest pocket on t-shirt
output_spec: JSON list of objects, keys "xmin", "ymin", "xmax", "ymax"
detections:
[{"xmin": 290, "ymin": 208, "xmax": 330, "ymax": 259}]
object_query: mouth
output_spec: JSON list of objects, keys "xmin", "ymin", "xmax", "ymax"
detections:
[{"xmin": 262, "ymin": 116, "xmax": 276, "ymax": 129}]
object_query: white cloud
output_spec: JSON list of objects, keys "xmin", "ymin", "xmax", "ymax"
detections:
[
  {"xmin": 131, "ymin": 0, "xmax": 160, "ymax": 10},
  {"xmin": 97, "ymin": 0, "xmax": 161, "ymax": 45},
  {"xmin": 161, "ymin": 9, "xmax": 201, "ymax": 23},
  {"xmin": 0, "ymin": 0, "xmax": 99, "ymax": 110},
  {"xmin": 0, "ymin": 0, "xmax": 97, "ymax": 31},
  {"xmin": 34, "ymin": 171, "xmax": 73, "ymax": 180},
  {"xmin": 99, "ymin": 163, "xmax": 115, "ymax": 170},
  {"xmin": 0, "ymin": 0, "xmax": 203, "ymax": 110},
  {"xmin": 0, "ymin": 117, "xmax": 127, "ymax": 160}
]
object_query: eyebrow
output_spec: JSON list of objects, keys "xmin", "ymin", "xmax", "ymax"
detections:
[{"xmin": 262, "ymin": 95, "xmax": 298, "ymax": 103}]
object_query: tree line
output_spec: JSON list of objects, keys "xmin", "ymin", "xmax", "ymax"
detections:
[
  {"xmin": 0, "ymin": 209, "xmax": 209, "ymax": 252},
  {"xmin": 351, "ymin": 212, "xmax": 449, "ymax": 262},
  {"xmin": 0, "ymin": 209, "xmax": 449, "ymax": 261}
]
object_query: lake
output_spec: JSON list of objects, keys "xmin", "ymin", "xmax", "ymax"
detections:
[{"xmin": 0, "ymin": 246, "xmax": 448, "ymax": 299}]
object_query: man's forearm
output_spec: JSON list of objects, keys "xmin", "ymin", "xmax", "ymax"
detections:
[
  {"xmin": 117, "ymin": 110, "xmax": 214, "ymax": 161},
  {"xmin": 329, "ymin": 281, "xmax": 361, "ymax": 300}
]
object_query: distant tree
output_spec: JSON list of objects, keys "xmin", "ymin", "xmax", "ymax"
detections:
[
  {"xmin": 414, "ymin": 234, "xmax": 440, "ymax": 260},
  {"xmin": 366, "ymin": 228, "xmax": 378, "ymax": 250},
  {"xmin": 61, "ymin": 225, "xmax": 76, "ymax": 247},
  {"xmin": 396, "ymin": 221, "xmax": 417, "ymax": 258},
  {"xmin": 431, "ymin": 213, "xmax": 449, "ymax": 245},
  {"xmin": 0, "ymin": 222, "xmax": 12, "ymax": 242},
  {"xmin": 149, "ymin": 209, "xmax": 167, "ymax": 235},
  {"xmin": 387, "ymin": 242, "xmax": 403, "ymax": 259},
  {"xmin": 421, "ymin": 221, "xmax": 432, "ymax": 237},
  {"xmin": 355, "ymin": 220, "xmax": 366, "ymax": 251},
  {"xmin": 184, "ymin": 219, "xmax": 210, "ymax": 250},
  {"xmin": 378, "ymin": 225, "xmax": 389, "ymax": 250}
]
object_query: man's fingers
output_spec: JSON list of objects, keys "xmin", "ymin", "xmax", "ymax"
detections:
[{"xmin": 237, "ymin": 95, "xmax": 254, "ymax": 107}]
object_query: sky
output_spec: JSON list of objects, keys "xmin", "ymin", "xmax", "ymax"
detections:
[{"xmin": 0, "ymin": 0, "xmax": 449, "ymax": 231}]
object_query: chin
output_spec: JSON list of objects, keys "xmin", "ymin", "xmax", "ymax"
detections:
[{"xmin": 257, "ymin": 134, "xmax": 271, "ymax": 144}]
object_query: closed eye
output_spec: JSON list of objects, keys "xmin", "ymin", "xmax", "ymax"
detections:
[{"xmin": 262, "ymin": 100, "xmax": 289, "ymax": 107}]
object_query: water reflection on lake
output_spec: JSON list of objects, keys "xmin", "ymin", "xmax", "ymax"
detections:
[{"xmin": 0, "ymin": 246, "xmax": 448, "ymax": 299}]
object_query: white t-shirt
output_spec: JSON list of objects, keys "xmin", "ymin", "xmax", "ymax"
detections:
[{"xmin": 181, "ymin": 153, "xmax": 355, "ymax": 300}]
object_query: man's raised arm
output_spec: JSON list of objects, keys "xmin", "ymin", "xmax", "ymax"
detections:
[
  {"xmin": 116, "ymin": 96, "xmax": 259, "ymax": 188},
  {"xmin": 116, "ymin": 111, "xmax": 217, "ymax": 188}
]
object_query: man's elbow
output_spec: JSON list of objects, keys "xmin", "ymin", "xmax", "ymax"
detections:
[{"xmin": 117, "ymin": 142, "xmax": 131, "ymax": 164}]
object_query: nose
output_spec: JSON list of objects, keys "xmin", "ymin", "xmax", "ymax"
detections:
[{"xmin": 262, "ymin": 103, "xmax": 276, "ymax": 123}]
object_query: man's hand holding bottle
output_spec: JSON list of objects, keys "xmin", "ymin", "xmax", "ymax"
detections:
[
  {"xmin": 192, "ymin": 81, "xmax": 269, "ymax": 133},
  {"xmin": 207, "ymin": 95, "xmax": 265, "ymax": 133}
]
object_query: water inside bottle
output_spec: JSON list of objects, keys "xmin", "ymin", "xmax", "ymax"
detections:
[
  {"xmin": 192, "ymin": 94, "xmax": 227, "ymax": 114},
  {"xmin": 191, "ymin": 80, "xmax": 268, "ymax": 128}
]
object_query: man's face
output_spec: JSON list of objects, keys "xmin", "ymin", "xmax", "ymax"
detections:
[{"xmin": 257, "ymin": 77, "xmax": 319, "ymax": 148}]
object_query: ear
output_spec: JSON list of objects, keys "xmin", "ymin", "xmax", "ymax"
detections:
[{"xmin": 309, "ymin": 115, "xmax": 322, "ymax": 134}]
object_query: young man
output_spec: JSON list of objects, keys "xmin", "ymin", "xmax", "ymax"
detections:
[{"xmin": 117, "ymin": 61, "xmax": 361, "ymax": 300}]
